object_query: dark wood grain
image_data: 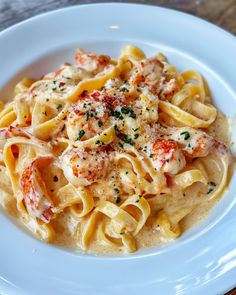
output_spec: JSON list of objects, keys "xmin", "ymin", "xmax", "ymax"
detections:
[
  {"xmin": 0, "ymin": 0, "xmax": 235, "ymax": 294},
  {"xmin": 0, "ymin": 0, "xmax": 236, "ymax": 35}
]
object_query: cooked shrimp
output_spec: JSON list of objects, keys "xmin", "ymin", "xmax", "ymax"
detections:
[
  {"xmin": 60, "ymin": 148, "xmax": 110, "ymax": 186},
  {"xmin": 66, "ymin": 98, "xmax": 108, "ymax": 141},
  {"xmin": 130, "ymin": 57, "xmax": 163, "ymax": 87},
  {"xmin": 151, "ymin": 138, "xmax": 186, "ymax": 174},
  {"xmin": 129, "ymin": 57, "xmax": 179, "ymax": 99},
  {"xmin": 75, "ymin": 48, "xmax": 112, "ymax": 75},
  {"xmin": 159, "ymin": 78, "xmax": 179, "ymax": 100},
  {"xmin": 162, "ymin": 126, "xmax": 217, "ymax": 157},
  {"xmin": 66, "ymin": 90, "xmax": 125, "ymax": 141},
  {"xmin": 21, "ymin": 157, "xmax": 54, "ymax": 223},
  {"xmin": 0, "ymin": 129, "xmax": 9, "ymax": 149},
  {"xmin": 0, "ymin": 126, "xmax": 30, "ymax": 138},
  {"xmin": 0, "ymin": 126, "xmax": 31, "ymax": 149}
]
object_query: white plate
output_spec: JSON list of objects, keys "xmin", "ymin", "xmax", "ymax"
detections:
[{"xmin": 0, "ymin": 3, "xmax": 236, "ymax": 295}]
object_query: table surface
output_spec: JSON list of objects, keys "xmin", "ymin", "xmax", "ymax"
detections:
[
  {"xmin": 0, "ymin": 0, "xmax": 236, "ymax": 34},
  {"xmin": 0, "ymin": 0, "xmax": 236, "ymax": 294}
]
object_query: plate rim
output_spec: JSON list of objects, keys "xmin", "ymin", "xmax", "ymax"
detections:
[{"xmin": 1, "ymin": 2, "xmax": 236, "ymax": 44}]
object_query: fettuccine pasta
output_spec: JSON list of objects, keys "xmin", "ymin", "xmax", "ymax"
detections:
[{"xmin": 0, "ymin": 46, "xmax": 234, "ymax": 254}]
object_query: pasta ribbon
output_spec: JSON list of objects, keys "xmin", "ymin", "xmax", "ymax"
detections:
[
  {"xmin": 97, "ymin": 201, "xmax": 137, "ymax": 232},
  {"xmin": 181, "ymin": 70, "xmax": 206, "ymax": 102},
  {"xmin": 3, "ymin": 137, "xmax": 52, "ymax": 211},
  {"xmin": 159, "ymin": 100, "xmax": 216, "ymax": 128},
  {"xmin": 173, "ymin": 169, "xmax": 207, "ymax": 189},
  {"xmin": 171, "ymin": 83, "xmax": 199, "ymax": 106},
  {"xmin": 121, "ymin": 194, "xmax": 150, "ymax": 235},
  {"xmin": 120, "ymin": 45, "xmax": 145, "ymax": 61},
  {"xmin": 22, "ymin": 215, "xmax": 55, "ymax": 242},
  {"xmin": 15, "ymin": 98, "xmax": 31, "ymax": 126},
  {"xmin": 116, "ymin": 144, "xmax": 166, "ymax": 194},
  {"xmin": 140, "ymin": 90, "xmax": 158, "ymax": 123},
  {"xmin": 156, "ymin": 210, "xmax": 181, "ymax": 240},
  {"xmin": 74, "ymin": 125, "xmax": 116, "ymax": 149},
  {"xmin": 64, "ymin": 59, "xmax": 125, "ymax": 102},
  {"xmin": 14, "ymin": 78, "xmax": 35, "ymax": 96},
  {"xmin": 82, "ymin": 196, "xmax": 150, "ymax": 252},
  {"xmin": 97, "ymin": 221, "xmax": 122, "ymax": 247},
  {"xmin": 32, "ymin": 102, "xmax": 68, "ymax": 140},
  {"xmin": 0, "ymin": 103, "xmax": 16, "ymax": 127},
  {"xmin": 202, "ymin": 152, "xmax": 230, "ymax": 200},
  {"xmin": 55, "ymin": 183, "xmax": 94, "ymax": 217}
]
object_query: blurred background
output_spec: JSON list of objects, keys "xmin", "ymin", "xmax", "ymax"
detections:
[{"xmin": 0, "ymin": 0, "xmax": 236, "ymax": 34}]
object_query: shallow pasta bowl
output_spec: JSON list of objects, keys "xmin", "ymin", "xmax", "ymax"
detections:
[{"xmin": 0, "ymin": 3, "xmax": 236, "ymax": 295}]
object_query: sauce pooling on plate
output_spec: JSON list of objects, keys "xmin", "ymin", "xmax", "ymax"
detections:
[{"xmin": 0, "ymin": 45, "xmax": 233, "ymax": 254}]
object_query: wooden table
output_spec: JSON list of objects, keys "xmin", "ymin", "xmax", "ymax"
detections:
[
  {"xmin": 0, "ymin": 0, "xmax": 235, "ymax": 294},
  {"xmin": 0, "ymin": 0, "xmax": 236, "ymax": 34}
]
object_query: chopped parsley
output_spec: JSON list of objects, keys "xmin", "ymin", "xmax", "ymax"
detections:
[
  {"xmin": 149, "ymin": 153, "xmax": 154, "ymax": 158},
  {"xmin": 124, "ymin": 135, "xmax": 134, "ymax": 145},
  {"xmin": 114, "ymin": 125, "xmax": 119, "ymax": 135},
  {"xmin": 118, "ymin": 142, "xmax": 124, "ymax": 148},
  {"xmin": 132, "ymin": 127, "xmax": 139, "ymax": 132},
  {"xmin": 120, "ymin": 87, "xmax": 129, "ymax": 93},
  {"xmin": 180, "ymin": 131, "xmax": 190, "ymax": 140},
  {"xmin": 115, "ymin": 196, "xmax": 121, "ymax": 204},
  {"xmin": 121, "ymin": 107, "xmax": 130, "ymax": 114},
  {"xmin": 206, "ymin": 182, "xmax": 216, "ymax": 194},
  {"xmin": 135, "ymin": 195, "xmax": 142, "ymax": 203},
  {"xmin": 86, "ymin": 112, "xmax": 90, "ymax": 121},
  {"xmin": 114, "ymin": 188, "xmax": 120, "ymax": 194},
  {"xmin": 109, "ymin": 109, "xmax": 120, "ymax": 118},
  {"xmin": 109, "ymin": 107, "xmax": 136, "ymax": 120},
  {"xmin": 57, "ymin": 104, "xmax": 63, "ymax": 110},
  {"xmin": 129, "ymin": 110, "xmax": 136, "ymax": 119},
  {"xmin": 85, "ymin": 110, "xmax": 97, "ymax": 121},
  {"xmin": 53, "ymin": 175, "xmax": 58, "ymax": 182},
  {"xmin": 96, "ymin": 140, "xmax": 105, "ymax": 146},
  {"xmin": 109, "ymin": 109, "xmax": 124, "ymax": 120},
  {"xmin": 98, "ymin": 120, "xmax": 103, "ymax": 127},
  {"xmin": 121, "ymin": 107, "xmax": 136, "ymax": 119},
  {"xmin": 134, "ymin": 133, "xmax": 139, "ymax": 139},
  {"xmin": 77, "ymin": 130, "xmax": 85, "ymax": 140},
  {"xmin": 207, "ymin": 188, "xmax": 214, "ymax": 194}
]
